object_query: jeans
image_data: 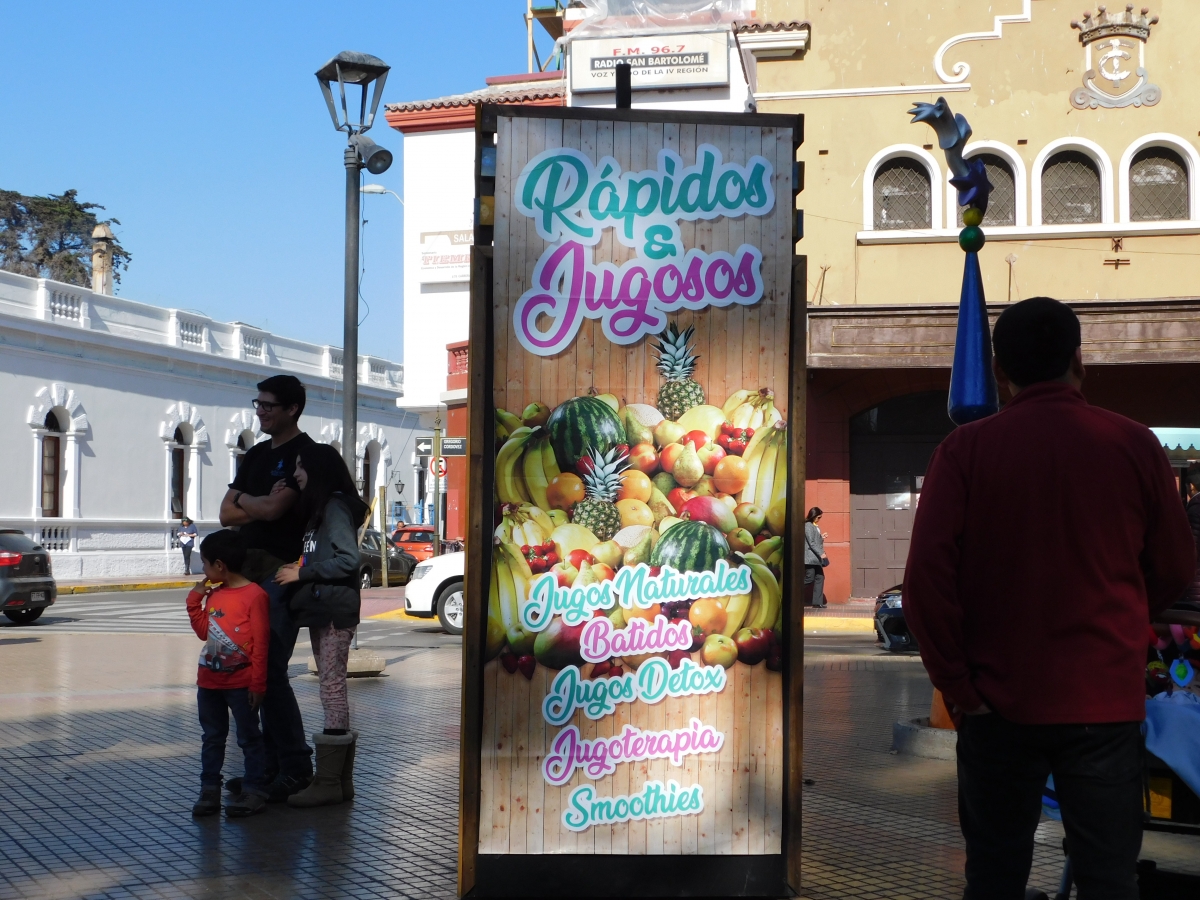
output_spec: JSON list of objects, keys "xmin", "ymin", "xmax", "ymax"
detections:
[
  {"xmin": 181, "ymin": 544, "xmax": 193, "ymax": 575},
  {"xmin": 198, "ymin": 687, "xmax": 268, "ymax": 796},
  {"xmin": 804, "ymin": 565, "xmax": 825, "ymax": 607},
  {"xmin": 957, "ymin": 713, "xmax": 1143, "ymax": 900},
  {"xmin": 259, "ymin": 576, "xmax": 312, "ymax": 780}
]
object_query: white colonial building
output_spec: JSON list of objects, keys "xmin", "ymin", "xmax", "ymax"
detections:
[{"xmin": 0, "ymin": 269, "xmax": 420, "ymax": 579}]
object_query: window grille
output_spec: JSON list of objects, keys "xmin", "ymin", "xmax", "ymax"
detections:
[
  {"xmin": 1130, "ymin": 147, "xmax": 1189, "ymax": 222},
  {"xmin": 1042, "ymin": 151, "xmax": 1101, "ymax": 224},
  {"xmin": 957, "ymin": 155, "xmax": 1017, "ymax": 227},
  {"xmin": 873, "ymin": 158, "xmax": 932, "ymax": 230}
]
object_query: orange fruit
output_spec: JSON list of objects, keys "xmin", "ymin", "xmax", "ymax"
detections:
[
  {"xmin": 624, "ymin": 603, "xmax": 662, "ymax": 623},
  {"xmin": 616, "ymin": 499, "xmax": 654, "ymax": 528},
  {"xmin": 688, "ymin": 598, "xmax": 728, "ymax": 637},
  {"xmin": 618, "ymin": 470, "xmax": 653, "ymax": 503},
  {"xmin": 713, "ymin": 456, "xmax": 750, "ymax": 495},
  {"xmin": 546, "ymin": 473, "xmax": 585, "ymax": 511}
]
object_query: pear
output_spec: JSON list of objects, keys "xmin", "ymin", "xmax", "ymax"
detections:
[
  {"xmin": 575, "ymin": 562, "xmax": 600, "ymax": 587},
  {"xmin": 659, "ymin": 515, "xmax": 684, "ymax": 535},
  {"xmin": 591, "ymin": 540, "xmax": 624, "ymax": 570},
  {"xmin": 623, "ymin": 528, "xmax": 656, "ymax": 568},
  {"xmin": 621, "ymin": 406, "xmax": 655, "ymax": 447},
  {"xmin": 652, "ymin": 471, "xmax": 677, "ymax": 495},
  {"xmin": 672, "ymin": 441, "xmax": 704, "ymax": 488},
  {"xmin": 647, "ymin": 487, "xmax": 676, "ymax": 525},
  {"xmin": 608, "ymin": 605, "xmax": 627, "ymax": 628},
  {"xmin": 594, "ymin": 392, "xmax": 620, "ymax": 412}
]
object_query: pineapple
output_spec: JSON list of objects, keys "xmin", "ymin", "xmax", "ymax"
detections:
[
  {"xmin": 571, "ymin": 446, "xmax": 629, "ymax": 541},
  {"xmin": 654, "ymin": 324, "xmax": 704, "ymax": 420}
]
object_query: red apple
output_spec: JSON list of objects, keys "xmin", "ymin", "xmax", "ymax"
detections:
[
  {"xmin": 696, "ymin": 442, "xmax": 726, "ymax": 475},
  {"xmin": 628, "ymin": 442, "xmax": 659, "ymax": 474},
  {"xmin": 660, "ymin": 442, "xmax": 686, "ymax": 474},
  {"xmin": 734, "ymin": 627, "xmax": 771, "ymax": 665},
  {"xmin": 685, "ymin": 430, "xmax": 709, "ymax": 450},
  {"xmin": 680, "ymin": 496, "xmax": 738, "ymax": 534},
  {"xmin": 591, "ymin": 563, "xmax": 616, "ymax": 582},
  {"xmin": 567, "ymin": 549, "xmax": 595, "ymax": 570},
  {"xmin": 667, "ymin": 487, "xmax": 696, "ymax": 512},
  {"xmin": 551, "ymin": 562, "xmax": 579, "ymax": 587},
  {"xmin": 734, "ymin": 502, "xmax": 766, "ymax": 535}
]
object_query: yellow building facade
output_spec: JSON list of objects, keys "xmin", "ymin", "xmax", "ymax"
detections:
[{"xmin": 742, "ymin": 1, "xmax": 1200, "ymax": 600}]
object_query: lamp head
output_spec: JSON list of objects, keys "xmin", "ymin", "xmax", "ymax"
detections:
[
  {"xmin": 315, "ymin": 50, "xmax": 390, "ymax": 135},
  {"xmin": 351, "ymin": 135, "xmax": 393, "ymax": 175}
]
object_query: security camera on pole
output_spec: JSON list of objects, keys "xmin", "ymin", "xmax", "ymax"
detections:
[{"xmin": 314, "ymin": 51, "xmax": 393, "ymax": 478}]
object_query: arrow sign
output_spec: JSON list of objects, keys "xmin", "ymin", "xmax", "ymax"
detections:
[{"xmin": 416, "ymin": 438, "xmax": 433, "ymax": 455}]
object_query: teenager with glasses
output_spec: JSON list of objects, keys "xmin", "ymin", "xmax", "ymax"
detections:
[{"xmin": 219, "ymin": 374, "xmax": 317, "ymax": 801}]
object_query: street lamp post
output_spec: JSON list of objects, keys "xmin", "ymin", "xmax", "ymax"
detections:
[{"xmin": 315, "ymin": 51, "xmax": 393, "ymax": 477}]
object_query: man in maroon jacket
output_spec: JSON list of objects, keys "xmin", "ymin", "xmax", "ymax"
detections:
[{"xmin": 904, "ymin": 298, "xmax": 1194, "ymax": 899}]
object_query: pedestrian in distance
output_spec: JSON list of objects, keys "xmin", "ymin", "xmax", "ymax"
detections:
[
  {"xmin": 1185, "ymin": 471, "xmax": 1200, "ymax": 604},
  {"xmin": 219, "ymin": 374, "xmax": 317, "ymax": 802},
  {"xmin": 274, "ymin": 442, "xmax": 368, "ymax": 807},
  {"xmin": 804, "ymin": 507, "xmax": 829, "ymax": 608},
  {"xmin": 187, "ymin": 529, "xmax": 270, "ymax": 818},
  {"xmin": 904, "ymin": 297, "xmax": 1195, "ymax": 899},
  {"xmin": 179, "ymin": 517, "xmax": 198, "ymax": 575}
]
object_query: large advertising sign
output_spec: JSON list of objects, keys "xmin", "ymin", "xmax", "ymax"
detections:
[
  {"xmin": 569, "ymin": 32, "xmax": 730, "ymax": 93},
  {"xmin": 462, "ymin": 106, "xmax": 803, "ymax": 898},
  {"xmin": 420, "ymin": 229, "xmax": 473, "ymax": 283}
]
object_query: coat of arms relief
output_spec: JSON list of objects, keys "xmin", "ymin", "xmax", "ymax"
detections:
[{"xmin": 1070, "ymin": 5, "xmax": 1161, "ymax": 109}]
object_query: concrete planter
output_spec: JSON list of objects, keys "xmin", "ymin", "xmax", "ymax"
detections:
[{"xmin": 892, "ymin": 716, "xmax": 958, "ymax": 760}]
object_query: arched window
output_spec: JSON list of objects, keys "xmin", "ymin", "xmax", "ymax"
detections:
[
  {"xmin": 234, "ymin": 431, "xmax": 255, "ymax": 474},
  {"xmin": 171, "ymin": 426, "xmax": 188, "ymax": 520},
  {"xmin": 41, "ymin": 411, "xmax": 63, "ymax": 518},
  {"xmin": 1042, "ymin": 151, "xmax": 1102, "ymax": 224},
  {"xmin": 360, "ymin": 449, "xmax": 373, "ymax": 504},
  {"xmin": 1129, "ymin": 147, "xmax": 1189, "ymax": 221},
  {"xmin": 873, "ymin": 158, "xmax": 932, "ymax": 230},
  {"xmin": 958, "ymin": 154, "xmax": 1017, "ymax": 227}
]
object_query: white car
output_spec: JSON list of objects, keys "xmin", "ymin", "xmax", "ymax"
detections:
[{"xmin": 403, "ymin": 550, "xmax": 464, "ymax": 635}]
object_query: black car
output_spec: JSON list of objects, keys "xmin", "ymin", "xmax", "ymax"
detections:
[
  {"xmin": 874, "ymin": 583, "xmax": 919, "ymax": 652},
  {"xmin": 1, "ymin": 530, "xmax": 57, "ymax": 625},
  {"xmin": 358, "ymin": 530, "xmax": 418, "ymax": 589}
]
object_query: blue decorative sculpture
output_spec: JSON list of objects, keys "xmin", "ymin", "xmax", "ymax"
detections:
[{"xmin": 909, "ymin": 97, "xmax": 999, "ymax": 425}]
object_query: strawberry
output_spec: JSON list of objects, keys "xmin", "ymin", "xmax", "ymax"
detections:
[
  {"xmin": 517, "ymin": 655, "xmax": 536, "ymax": 680},
  {"xmin": 667, "ymin": 649, "xmax": 691, "ymax": 669},
  {"xmin": 500, "ymin": 651, "xmax": 518, "ymax": 674}
]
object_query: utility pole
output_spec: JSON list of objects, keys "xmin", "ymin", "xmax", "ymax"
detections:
[
  {"xmin": 379, "ymin": 483, "xmax": 389, "ymax": 588},
  {"xmin": 342, "ymin": 145, "xmax": 362, "ymax": 477}
]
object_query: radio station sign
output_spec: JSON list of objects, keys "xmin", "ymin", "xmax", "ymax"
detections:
[
  {"xmin": 569, "ymin": 31, "xmax": 730, "ymax": 93},
  {"xmin": 462, "ymin": 105, "xmax": 804, "ymax": 898},
  {"xmin": 419, "ymin": 229, "xmax": 472, "ymax": 283}
]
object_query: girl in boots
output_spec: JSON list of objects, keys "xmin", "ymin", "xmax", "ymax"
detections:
[{"xmin": 274, "ymin": 443, "xmax": 369, "ymax": 807}]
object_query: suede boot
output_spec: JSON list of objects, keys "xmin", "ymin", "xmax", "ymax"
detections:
[
  {"xmin": 341, "ymin": 731, "xmax": 358, "ymax": 801},
  {"xmin": 287, "ymin": 733, "xmax": 352, "ymax": 808}
]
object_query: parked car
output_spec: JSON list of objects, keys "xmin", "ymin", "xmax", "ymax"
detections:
[
  {"xmin": 874, "ymin": 583, "xmax": 919, "ymax": 652},
  {"xmin": 404, "ymin": 550, "xmax": 464, "ymax": 635},
  {"xmin": 1, "ymin": 530, "xmax": 57, "ymax": 625},
  {"xmin": 391, "ymin": 525, "xmax": 438, "ymax": 562},
  {"xmin": 358, "ymin": 530, "xmax": 418, "ymax": 590}
]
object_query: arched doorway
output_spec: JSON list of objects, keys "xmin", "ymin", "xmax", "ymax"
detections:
[
  {"xmin": 41, "ymin": 410, "xmax": 64, "ymax": 518},
  {"xmin": 849, "ymin": 391, "xmax": 954, "ymax": 597}
]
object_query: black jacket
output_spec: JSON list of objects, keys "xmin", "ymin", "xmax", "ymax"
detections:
[
  {"xmin": 289, "ymin": 493, "xmax": 369, "ymax": 629},
  {"xmin": 1187, "ymin": 493, "xmax": 1200, "ymax": 604}
]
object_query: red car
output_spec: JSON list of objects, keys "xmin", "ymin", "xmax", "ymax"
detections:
[{"xmin": 391, "ymin": 525, "xmax": 438, "ymax": 562}]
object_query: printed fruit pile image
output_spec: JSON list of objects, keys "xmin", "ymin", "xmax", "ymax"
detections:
[{"xmin": 490, "ymin": 324, "xmax": 788, "ymax": 681}]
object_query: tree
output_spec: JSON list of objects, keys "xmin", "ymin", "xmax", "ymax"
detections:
[{"xmin": 0, "ymin": 189, "xmax": 131, "ymax": 287}]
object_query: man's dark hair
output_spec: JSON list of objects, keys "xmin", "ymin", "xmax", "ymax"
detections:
[
  {"xmin": 199, "ymin": 529, "xmax": 247, "ymax": 573},
  {"xmin": 1187, "ymin": 470, "xmax": 1200, "ymax": 491},
  {"xmin": 257, "ymin": 374, "xmax": 306, "ymax": 418},
  {"xmin": 992, "ymin": 297, "xmax": 1082, "ymax": 387}
]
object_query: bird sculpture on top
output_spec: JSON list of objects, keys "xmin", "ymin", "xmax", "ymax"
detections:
[{"xmin": 909, "ymin": 97, "xmax": 999, "ymax": 425}]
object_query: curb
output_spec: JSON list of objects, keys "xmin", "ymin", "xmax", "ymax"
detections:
[
  {"xmin": 369, "ymin": 608, "xmax": 435, "ymax": 623},
  {"xmin": 892, "ymin": 717, "xmax": 957, "ymax": 760},
  {"xmin": 803, "ymin": 616, "xmax": 876, "ymax": 635},
  {"xmin": 58, "ymin": 581, "xmax": 197, "ymax": 595}
]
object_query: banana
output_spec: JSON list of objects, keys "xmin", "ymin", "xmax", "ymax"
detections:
[
  {"xmin": 755, "ymin": 435, "xmax": 779, "ymax": 511},
  {"xmin": 742, "ymin": 592, "xmax": 762, "ymax": 634},
  {"xmin": 540, "ymin": 436, "xmax": 561, "ymax": 481},
  {"xmin": 720, "ymin": 592, "xmax": 753, "ymax": 636},
  {"xmin": 740, "ymin": 430, "xmax": 769, "ymax": 504},
  {"xmin": 731, "ymin": 403, "xmax": 754, "ymax": 429},
  {"xmin": 496, "ymin": 408, "xmax": 524, "ymax": 436},
  {"xmin": 487, "ymin": 558, "xmax": 507, "ymax": 661},
  {"xmin": 722, "ymin": 390, "xmax": 755, "ymax": 418},
  {"xmin": 496, "ymin": 428, "xmax": 534, "ymax": 505},
  {"xmin": 497, "ymin": 541, "xmax": 536, "ymax": 654},
  {"xmin": 523, "ymin": 436, "xmax": 551, "ymax": 510},
  {"xmin": 754, "ymin": 535, "xmax": 783, "ymax": 558},
  {"xmin": 772, "ymin": 430, "xmax": 789, "ymax": 511},
  {"xmin": 494, "ymin": 520, "xmax": 513, "ymax": 543},
  {"xmin": 745, "ymin": 556, "xmax": 782, "ymax": 630},
  {"xmin": 527, "ymin": 506, "xmax": 554, "ymax": 536}
]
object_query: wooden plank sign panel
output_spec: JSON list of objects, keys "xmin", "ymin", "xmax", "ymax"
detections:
[{"xmin": 465, "ymin": 105, "xmax": 802, "ymax": 898}]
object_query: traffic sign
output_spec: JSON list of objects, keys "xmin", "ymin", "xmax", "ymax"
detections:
[
  {"xmin": 416, "ymin": 438, "xmax": 433, "ymax": 455},
  {"xmin": 429, "ymin": 457, "xmax": 447, "ymax": 477},
  {"xmin": 440, "ymin": 437, "xmax": 467, "ymax": 456}
]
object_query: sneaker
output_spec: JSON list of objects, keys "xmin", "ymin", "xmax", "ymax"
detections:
[
  {"xmin": 192, "ymin": 786, "xmax": 221, "ymax": 817},
  {"xmin": 224, "ymin": 776, "xmax": 242, "ymax": 795},
  {"xmin": 266, "ymin": 773, "xmax": 311, "ymax": 803},
  {"xmin": 225, "ymin": 792, "xmax": 267, "ymax": 818}
]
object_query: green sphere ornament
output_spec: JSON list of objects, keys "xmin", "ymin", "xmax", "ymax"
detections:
[
  {"xmin": 959, "ymin": 225, "xmax": 985, "ymax": 252},
  {"xmin": 962, "ymin": 206, "xmax": 984, "ymax": 227}
]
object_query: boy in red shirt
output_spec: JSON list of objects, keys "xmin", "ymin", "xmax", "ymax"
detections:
[{"xmin": 187, "ymin": 530, "xmax": 270, "ymax": 818}]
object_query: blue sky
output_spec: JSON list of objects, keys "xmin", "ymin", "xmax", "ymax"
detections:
[{"xmin": 0, "ymin": 1, "xmax": 553, "ymax": 361}]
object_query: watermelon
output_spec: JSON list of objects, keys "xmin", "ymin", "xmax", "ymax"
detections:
[
  {"xmin": 546, "ymin": 396, "xmax": 625, "ymax": 470},
  {"xmin": 651, "ymin": 521, "xmax": 729, "ymax": 573}
]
